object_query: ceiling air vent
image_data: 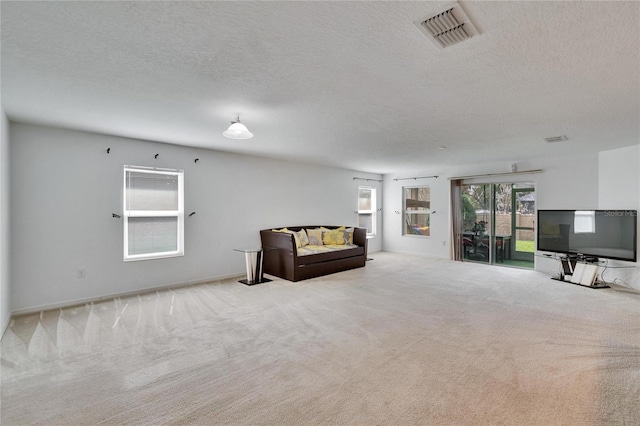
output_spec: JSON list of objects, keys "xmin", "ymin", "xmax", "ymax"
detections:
[
  {"xmin": 414, "ymin": 2, "xmax": 479, "ymax": 49},
  {"xmin": 544, "ymin": 135, "xmax": 569, "ymax": 143}
]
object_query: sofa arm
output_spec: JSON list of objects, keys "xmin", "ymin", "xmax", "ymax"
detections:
[
  {"xmin": 353, "ymin": 227, "xmax": 368, "ymax": 259},
  {"xmin": 260, "ymin": 229, "xmax": 296, "ymax": 251},
  {"xmin": 260, "ymin": 230, "xmax": 297, "ymax": 281},
  {"xmin": 353, "ymin": 227, "xmax": 367, "ymax": 246}
]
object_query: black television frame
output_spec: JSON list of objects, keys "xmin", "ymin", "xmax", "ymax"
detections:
[{"xmin": 536, "ymin": 209, "xmax": 638, "ymax": 262}]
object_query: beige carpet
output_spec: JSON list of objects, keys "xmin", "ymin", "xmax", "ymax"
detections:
[{"xmin": 1, "ymin": 252, "xmax": 639, "ymax": 425}]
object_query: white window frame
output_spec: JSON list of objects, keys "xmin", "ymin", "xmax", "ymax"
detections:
[
  {"xmin": 123, "ymin": 166, "xmax": 184, "ymax": 261},
  {"xmin": 357, "ymin": 186, "xmax": 377, "ymax": 237},
  {"xmin": 403, "ymin": 186, "xmax": 431, "ymax": 237}
]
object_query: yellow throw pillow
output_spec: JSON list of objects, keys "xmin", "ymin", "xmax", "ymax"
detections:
[
  {"xmin": 296, "ymin": 229, "xmax": 309, "ymax": 247},
  {"xmin": 321, "ymin": 226, "xmax": 346, "ymax": 231},
  {"xmin": 323, "ymin": 229, "xmax": 345, "ymax": 245},
  {"xmin": 272, "ymin": 228, "xmax": 301, "ymax": 247}
]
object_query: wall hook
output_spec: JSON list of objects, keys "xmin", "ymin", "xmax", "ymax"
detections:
[
  {"xmin": 112, "ymin": 213, "xmax": 121, "ymax": 218},
  {"xmin": 154, "ymin": 154, "xmax": 159, "ymax": 159},
  {"xmin": 189, "ymin": 212, "xmax": 196, "ymax": 217},
  {"xmin": 194, "ymin": 158, "xmax": 199, "ymax": 163},
  {"xmin": 107, "ymin": 148, "xmax": 111, "ymax": 154}
]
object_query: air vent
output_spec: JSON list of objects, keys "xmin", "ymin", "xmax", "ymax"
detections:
[
  {"xmin": 414, "ymin": 2, "xmax": 479, "ymax": 49},
  {"xmin": 544, "ymin": 135, "xmax": 569, "ymax": 143}
]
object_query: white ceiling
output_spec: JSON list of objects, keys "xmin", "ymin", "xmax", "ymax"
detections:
[{"xmin": 2, "ymin": 1, "xmax": 639, "ymax": 174}]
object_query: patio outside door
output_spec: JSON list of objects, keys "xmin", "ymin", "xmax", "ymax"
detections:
[
  {"xmin": 511, "ymin": 187, "xmax": 535, "ymax": 262},
  {"xmin": 459, "ymin": 182, "xmax": 535, "ymax": 268},
  {"xmin": 461, "ymin": 184, "xmax": 492, "ymax": 264}
]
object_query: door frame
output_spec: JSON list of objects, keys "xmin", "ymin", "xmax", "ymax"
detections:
[
  {"xmin": 457, "ymin": 181, "xmax": 535, "ymax": 268},
  {"xmin": 510, "ymin": 187, "xmax": 535, "ymax": 262}
]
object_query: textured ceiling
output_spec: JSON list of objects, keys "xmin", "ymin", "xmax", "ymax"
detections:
[{"xmin": 2, "ymin": 1, "xmax": 639, "ymax": 174}]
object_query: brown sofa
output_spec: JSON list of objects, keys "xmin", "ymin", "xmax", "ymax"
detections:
[{"xmin": 260, "ymin": 226, "xmax": 368, "ymax": 282}]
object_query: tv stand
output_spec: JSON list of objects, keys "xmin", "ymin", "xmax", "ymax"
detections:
[
  {"xmin": 552, "ymin": 254, "xmax": 610, "ymax": 289},
  {"xmin": 550, "ymin": 276, "xmax": 609, "ymax": 289}
]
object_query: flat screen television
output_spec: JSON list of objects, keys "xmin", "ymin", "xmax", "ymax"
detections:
[{"xmin": 537, "ymin": 210, "xmax": 637, "ymax": 262}]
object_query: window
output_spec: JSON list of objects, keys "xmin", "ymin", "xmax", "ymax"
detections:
[
  {"xmin": 574, "ymin": 210, "xmax": 595, "ymax": 233},
  {"xmin": 124, "ymin": 166, "xmax": 184, "ymax": 261},
  {"xmin": 357, "ymin": 186, "xmax": 376, "ymax": 237},
  {"xmin": 403, "ymin": 186, "xmax": 430, "ymax": 236}
]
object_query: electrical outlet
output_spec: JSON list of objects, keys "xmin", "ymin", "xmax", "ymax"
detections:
[{"xmin": 77, "ymin": 269, "xmax": 86, "ymax": 279}]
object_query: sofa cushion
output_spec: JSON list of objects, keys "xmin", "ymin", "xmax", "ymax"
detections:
[
  {"xmin": 322, "ymin": 228, "xmax": 346, "ymax": 245},
  {"xmin": 297, "ymin": 244, "xmax": 357, "ymax": 256},
  {"xmin": 318, "ymin": 227, "xmax": 353, "ymax": 245},
  {"xmin": 307, "ymin": 228, "xmax": 323, "ymax": 245},
  {"xmin": 296, "ymin": 229, "xmax": 309, "ymax": 247},
  {"xmin": 297, "ymin": 244, "xmax": 365, "ymax": 265},
  {"xmin": 342, "ymin": 227, "xmax": 354, "ymax": 244}
]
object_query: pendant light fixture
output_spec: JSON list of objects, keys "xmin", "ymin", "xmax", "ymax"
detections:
[{"xmin": 223, "ymin": 115, "xmax": 254, "ymax": 139}]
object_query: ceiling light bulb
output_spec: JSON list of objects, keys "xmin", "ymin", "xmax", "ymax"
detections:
[{"xmin": 223, "ymin": 118, "xmax": 253, "ymax": 139}]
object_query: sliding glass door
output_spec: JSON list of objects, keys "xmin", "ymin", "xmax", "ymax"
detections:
[
  {"xmin": 512, "ymin": 187, "xmax": 535, "ymax": 263},
  {"xmin": 459, "ymin": 182, "xmax": 535, "ymax": 268},
  {"xmin": 461, "ymin": 184, "xmax": 492, "ymax": 264}
]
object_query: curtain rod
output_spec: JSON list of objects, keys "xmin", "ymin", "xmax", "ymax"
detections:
[
  {"xmin": 393, "ymin": 175, "xmax": 438, "ymax": 181},
  {"xmin": 448, "ymin": 169, "xmax": 544, "ymax": 180},
  {"xmin": 125, "ymin": 165, "xmax": 183, "ymax": 173},
  {"xmin": 353, "ymin": 177, "xmax": 383, "ymax": 182}
]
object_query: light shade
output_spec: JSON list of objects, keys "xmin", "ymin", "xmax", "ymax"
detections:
[{"xmin": 223, "ymin": 118, "xmax": 254, "ymax": 139}]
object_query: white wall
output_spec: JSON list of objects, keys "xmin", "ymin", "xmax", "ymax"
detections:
[
  {"xmin": 10, "ymin": 122, "xmax": 382, "ymax": 312},
  {"xmin": 382, "ymin": 146, "xmax": 640, "ymax": 289},
  {"xmin": 598, "ymin": 145, "xmax": 639, "ymax": 209},
  {"xmin": 1, "ymin": 110, "xmax": 10, "ymax": 336},
  {"xmin": 381, "ymin": 174, "xmax": 449, "ymax": 257},
  {"xmin": 526, "ymin": 153, "xmax": 600, "ymax": 274},
  {"xmin": 598, "ymin": 145, "xmax": 640, "ymax": 289},
  {"xmin": 382, "ymin": 153, "xmax": 601, "ymax": 267}
]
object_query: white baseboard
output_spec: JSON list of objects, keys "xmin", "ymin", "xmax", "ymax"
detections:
[
  {"xmin": 9, "ymin": 273, "xmax": 244, "ymax": 317},
  {"xmin": 380, "ymin": 249, "xmax": 450, "ymax": 260},
  {"xmin": 1, "ymin": 311, "xmax": 11, "ymax": 341}
]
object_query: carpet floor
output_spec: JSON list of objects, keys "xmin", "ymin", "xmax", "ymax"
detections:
[{"xmin": 1, "ymin": 252, "xmax": 639, "ymax": 425}]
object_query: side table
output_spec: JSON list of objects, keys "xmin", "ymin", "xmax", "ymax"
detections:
[{"xmin": 233, "ymin": 247, "xmax": 273, "ymax": 286}]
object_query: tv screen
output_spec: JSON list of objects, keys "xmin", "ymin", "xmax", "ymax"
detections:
[{"xmin": 537, "ymin": 210, "xmax": 637, "ymax": 262}]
